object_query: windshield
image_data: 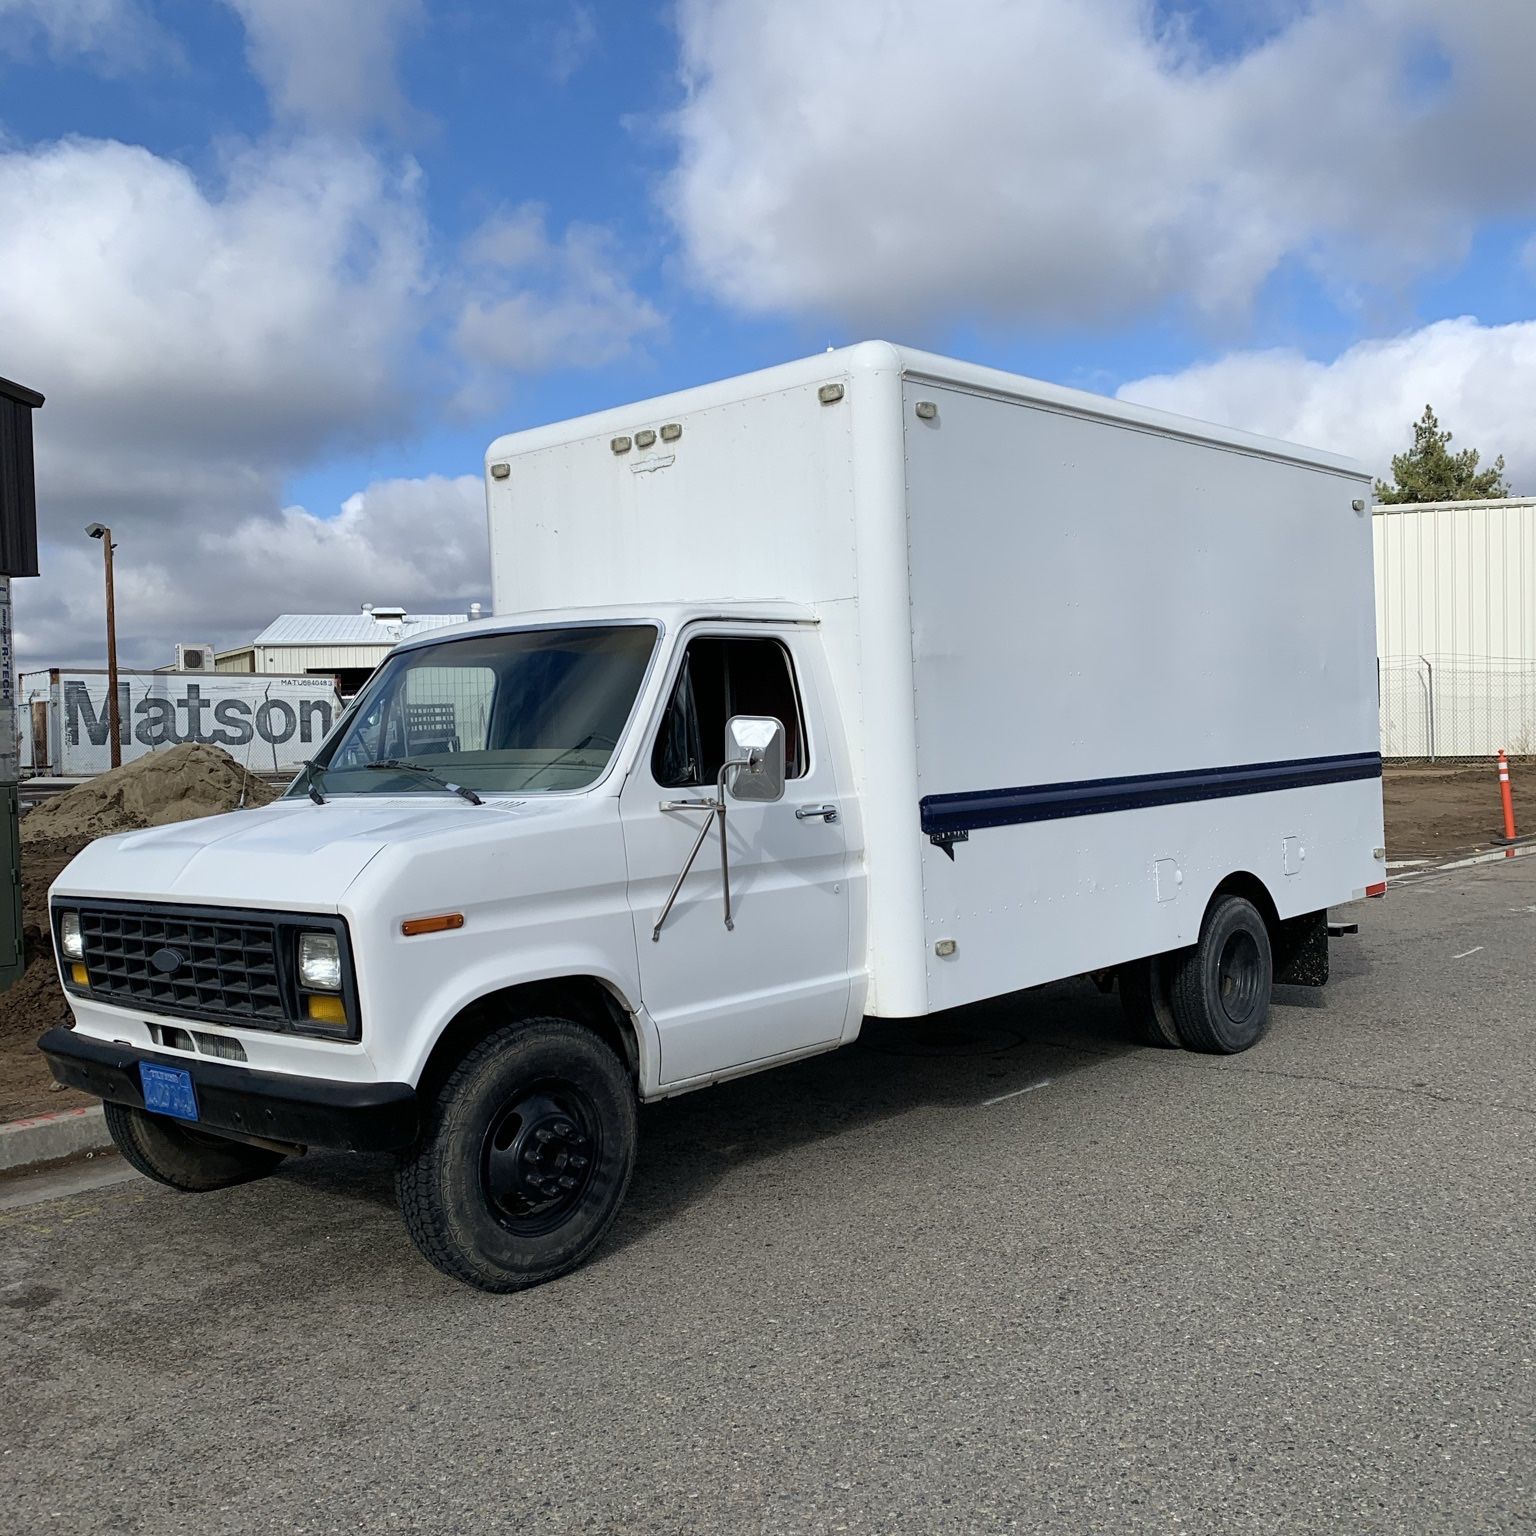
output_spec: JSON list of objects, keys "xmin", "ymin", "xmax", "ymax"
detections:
[{"xmin": 302, "ymin": 624, "xmax": 658, "ymax": 797}]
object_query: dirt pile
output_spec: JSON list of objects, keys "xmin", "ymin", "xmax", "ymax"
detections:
[
  {"xmin": 0, "ymin": 746, "xmax": 282, "ymax": 1120},
  {"xmin": 21, "ymin": 742, "xmax": 277, "ymax": 847}
]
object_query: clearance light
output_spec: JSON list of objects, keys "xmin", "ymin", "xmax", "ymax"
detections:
[
  {"xmin": 402, "ymin": 913, "xmax": 465, "ymax": 937},
  {"xmin": 70, "ymin": 963, "xmax": 89, "ymax": 987},
  {"xmin": 1366, "ymin": 882, "xmax": 1387, "ymax": 898},
  {"xmin": 659, "ymin": 423, "xmax": 682, "ymax": 442},
  {"xmin": 306, "ymin": 995, "xmax": 347, "ymax": 1026},
  {"xmin": 635, "ymin": 429, "xmax": 657, "ymax": 449}
]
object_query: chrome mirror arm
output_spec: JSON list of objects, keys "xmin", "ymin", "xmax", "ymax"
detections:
[{"xmin": 651, "ymin": 753, "xmax": 758, "ymax": 942}]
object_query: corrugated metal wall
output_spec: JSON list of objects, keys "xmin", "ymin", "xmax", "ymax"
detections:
[
  {"xmin": 257, "ymin": 644, "xmax": 393, "ymax": 673},
  {"xmin": 1374, "ymin": 498, "xmax": 1536, "ymax": 756},
  {"xmin": 1374, "ymin": 498, "xmax": 1536, "ymax": 659}
]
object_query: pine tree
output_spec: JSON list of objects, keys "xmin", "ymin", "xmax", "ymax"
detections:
[{"xmin": 1375, "ymin": 405, "xmax": 1509, "ymax": 503}]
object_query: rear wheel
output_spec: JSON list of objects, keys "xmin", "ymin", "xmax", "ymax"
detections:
[
  {"xmin": 1118, "ymin": 954, "xmax": 1181, "ymax": 1048},
  {"xmin": 397, "ymin": 1016, "xmax": 636, "ymax": 1293},
  {"xmin": 1169, "ymin": 895, "xmax": 1273, "ymax": 1054},
  {"xmin": 104, "ymin": 1101, "xmax": 287, "ymax": 1191}
]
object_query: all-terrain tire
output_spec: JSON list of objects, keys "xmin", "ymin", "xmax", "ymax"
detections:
[
  {"xmin": 397, "ymin": 1016, "xmax": 637, "ymax": 1293},
  {"xmin": 1118, "ymin": 953, "xmax": 1182, "ymax": 1048},
  {"xmin": 104, "ymin": 1101, "xmax": 287, "ymax": 1191},
  {"xmin": 1168, "ymin": 895, "xmax": 1274, "ymax": 1054}
]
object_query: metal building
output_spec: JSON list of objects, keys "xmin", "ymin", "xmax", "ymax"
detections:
[
  {"xmin": 216, "ymin": 605, "xmax": 477, "ymax": 696},
  {"xmin": 1374, "ymin": 497, "xmax": 1536, "ymax": 758}
]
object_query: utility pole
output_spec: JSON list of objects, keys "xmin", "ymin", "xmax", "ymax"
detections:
[{"xmin": 86, "ymin": 523, "xmax": 121, "ymax": 768}]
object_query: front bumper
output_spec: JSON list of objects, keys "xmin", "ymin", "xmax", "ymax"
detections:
[{"xmin": 38, "ymin": 1026, "xmax": 418, "ymax": 1153}]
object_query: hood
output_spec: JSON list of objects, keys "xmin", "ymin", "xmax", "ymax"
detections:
[{"xmin": 49, "ymin": 793, "xmax": 576, "ymax": 912}]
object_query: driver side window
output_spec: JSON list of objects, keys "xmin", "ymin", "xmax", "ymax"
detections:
[{"xmin": 652, "ymin": 636, "xmax": 807, "ymax": 788}]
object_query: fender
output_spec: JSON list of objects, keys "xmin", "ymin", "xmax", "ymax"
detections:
[{"xmin": 398, "ymin": 947, "xmax": 660, "ymax": 1094}]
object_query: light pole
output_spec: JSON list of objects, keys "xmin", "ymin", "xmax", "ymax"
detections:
[{"xmin": 85, "ymin": 523, "xmax": 121, "ymax": 768}]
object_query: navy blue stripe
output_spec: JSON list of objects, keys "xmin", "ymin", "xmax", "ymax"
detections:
[{"xmin": 919, "ymin": 752, "xmax": 1382, "ymax": 836}]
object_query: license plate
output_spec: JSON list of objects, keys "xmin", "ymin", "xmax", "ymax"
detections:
[{"xmin": 139, "ymin": 1062, "xmax": 199, "ymax": 1121}]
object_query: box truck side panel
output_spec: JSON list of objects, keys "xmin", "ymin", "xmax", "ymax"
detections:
[{"xmin": 901, "ymin": 380, "xmax": 1382, "ymax": 1012}]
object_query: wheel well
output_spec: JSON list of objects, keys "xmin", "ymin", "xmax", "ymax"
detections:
[
  {"xmin": 1208, "ymin": 871, "xmax": 1281, "ymax": 942},
  {"xmin": 419, "ymin": 978, "xmax": 640, "ymax": 1100}
]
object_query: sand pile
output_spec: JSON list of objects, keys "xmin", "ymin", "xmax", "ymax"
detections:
[
  {"xmin": 1, "ymin": 745, "xmax": 283, "ymax": 1119},
  {"xmin": 22, "ymin": 742, "xmax": 278, "ymax": 847}
]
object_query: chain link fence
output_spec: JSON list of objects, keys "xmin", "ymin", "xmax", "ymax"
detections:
[{"xmin": 1380, "ymin": 654, "xmax": 1536, "ymax": 761}]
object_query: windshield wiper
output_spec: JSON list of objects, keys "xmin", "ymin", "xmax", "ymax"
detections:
[
  {"xmin": 301, "ymin": 759, "xmax": 327, "ymax": 805},
  {"xmin": 366, "ymin": 760, "xmax": 484, "ymax": 805}
]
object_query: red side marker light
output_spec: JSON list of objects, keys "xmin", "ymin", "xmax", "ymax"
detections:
[{"xmin": 1366, "ymin": 882, "xmax": 1387, "ymax": 898}]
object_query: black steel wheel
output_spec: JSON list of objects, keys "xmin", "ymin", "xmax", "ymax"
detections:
[
  {"xmin": 398, "ymin": 1016, "xmax": 636, "ymax": 1293},
  {"xmin": 1169, "ymin": 894, "xmax": 1274, "ymax": 1054},
  {"xmin": 104, "ymin": 1101, "xmax": 286, "ymax": 1191},
  {"xmin": 481, "ymin": 1082, "xmax": 601, "ymax": 1235}
]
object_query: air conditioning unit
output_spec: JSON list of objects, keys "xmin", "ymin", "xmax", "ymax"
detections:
[{"xmin": 176, "ymin": 643, "xmax": 216, "ymax": 672}]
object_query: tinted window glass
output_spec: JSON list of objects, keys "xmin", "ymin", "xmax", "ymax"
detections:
[{"xmin": 652, "ymin": 637, "xmax": 807, "ymax": 788}]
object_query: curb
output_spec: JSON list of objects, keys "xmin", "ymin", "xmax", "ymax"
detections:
[{"xmin": 0, "ymin": 1105, "xmax": 111, "ymax": 1173}]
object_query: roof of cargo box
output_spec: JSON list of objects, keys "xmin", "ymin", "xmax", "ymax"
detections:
[{"xmin": 485, "ymin": 341, "xmax": 1370, "ymax": 480}]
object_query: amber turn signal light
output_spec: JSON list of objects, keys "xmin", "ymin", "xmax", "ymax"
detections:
[
  {"xmin": 305, "ymin": 995, "xmax": 347, "ymax": 1025},
  {"xmin": 401, "ymin": 913, "xmax": 465, "ymax": 937},
  {"xmin": 70, "ymin": 963, "xmax": 89, "ymax": 987}
]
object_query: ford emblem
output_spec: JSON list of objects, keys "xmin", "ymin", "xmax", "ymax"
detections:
[{"xmin": 150, "ymin": 947, "xmax": 185, "ymax": 976}]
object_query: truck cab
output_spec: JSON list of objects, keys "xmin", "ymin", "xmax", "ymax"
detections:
[{"xmin": 43, "ymin": 603, "xmax": 867, "ymax": 1290}]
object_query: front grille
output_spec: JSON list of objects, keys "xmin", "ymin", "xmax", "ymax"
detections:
[{"xmin": 78, "ymin": 908, "xmax": 287, "ymax": 1028}]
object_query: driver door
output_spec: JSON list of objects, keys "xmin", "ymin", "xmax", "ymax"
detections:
[{"xmin": 620, "ymin": 631, "xmax": 852, "ymax": 1085}]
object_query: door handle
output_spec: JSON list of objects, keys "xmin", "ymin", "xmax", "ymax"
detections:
[{"xmin": 796, "ymin": 803, "xmax": 838, "ymax": 823}]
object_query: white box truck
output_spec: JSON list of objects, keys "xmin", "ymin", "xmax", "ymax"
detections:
[{"xmin": 42, "ymin": 343, "xmax": 1385, "ymax": 1291}]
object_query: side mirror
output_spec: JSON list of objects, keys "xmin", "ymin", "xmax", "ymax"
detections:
[{"xmin": 723, "ymin": 715, "xmax": 785, "ymax": 802}]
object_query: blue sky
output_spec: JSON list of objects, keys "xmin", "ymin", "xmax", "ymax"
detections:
[{"xmin": 3, "ymin": 0, "xmax": 1535, "ymax": 668}]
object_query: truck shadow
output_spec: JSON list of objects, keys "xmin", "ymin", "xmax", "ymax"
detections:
[
  {"xmin": 274, "ymin": 978, "xmax": 1140, "ymax": 1235},
  {"xmin": 604, "ymin": 977, "xmax": 1137, "ymax": 1255}
]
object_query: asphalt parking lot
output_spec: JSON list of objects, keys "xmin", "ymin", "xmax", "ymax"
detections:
[{"xmin": 3, "ymin": 857, "xmax": 1533, "ymax": 1535}]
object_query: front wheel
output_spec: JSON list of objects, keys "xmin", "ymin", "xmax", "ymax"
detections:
[
  {"xmin": 104, "ymin": 1101, "xmax": 287, "ymax": 1190},
  {"xmin": 1168, "ymin": 895, "xmax": 1274, "ymax": 1054},
  {"xmin": 397, "ymin": 1017, "xmax": 637, "ymax": 1293}
]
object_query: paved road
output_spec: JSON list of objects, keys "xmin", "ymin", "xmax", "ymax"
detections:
[{"xmin": 3, "ymin": 861, "xmax": 1533, "ymax": 1534}]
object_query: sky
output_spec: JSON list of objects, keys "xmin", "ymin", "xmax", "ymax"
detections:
[{"xmin": 3, "ymin": 0, "xmax": 1536, "ymax": 672}]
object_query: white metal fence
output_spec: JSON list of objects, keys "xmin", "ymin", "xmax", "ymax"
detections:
[{"xmin": 1379, "ymin": 654, "xmax": 1536, "ymax": 760}]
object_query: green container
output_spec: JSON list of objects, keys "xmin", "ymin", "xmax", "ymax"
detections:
[{"xmin": 0, "ymin": 781, "xmax": 21, "ymax": 992}]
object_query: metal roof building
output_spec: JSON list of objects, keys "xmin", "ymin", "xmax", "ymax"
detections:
[{"xmin": 216, "ymin": 604, "xmax": 478, "ymax": 694}]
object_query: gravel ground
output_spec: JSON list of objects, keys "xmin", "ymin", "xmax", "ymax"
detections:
[{"xmin": 2, "ymin": 858, "xmax": 1533, "ymax": 1535}]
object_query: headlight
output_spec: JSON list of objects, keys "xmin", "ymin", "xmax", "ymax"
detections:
[
  {"xmin": 297, "ymin": 932, "xmax": 342, "ymax": 991},
  {"xmin": 59, "ymin": 911, "xmax": 84, "ymax": 961}
]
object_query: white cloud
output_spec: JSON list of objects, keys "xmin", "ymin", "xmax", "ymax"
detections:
[
  {"xmin": 454, "ymin": 203, "xmax": 664, "ymax": 373},
  {"xmin": 0, "ymin": 132, "xmax": 661, "ymax": 670},
  {"xmin": 15, "ymin": 476, "xmax": 488, "ymax": 672},
  {"xmin": 1117, "ymin": 317, "xmax": 1536, "ymax": 491},
  {"xmin": 547, "ymin": 2, "xmax": 597, "ymax": 85},
  {"xmin": 0, "ymin": 134, "xmax": 441, "ymax": 668},
  {"xmin": 0, "ymin": 137, "xmax": 428, "ymax": 472},
  {"xmin": 223, "ymin": 0, "xmax": 425, "ymax": 133},
  {"xmin": 0, "ymin": 0, "xmax": 170, "ymax": 70},
  {"xmin": 667, "ymin": 0, "xmax": 1536, "ymax": 327}
]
